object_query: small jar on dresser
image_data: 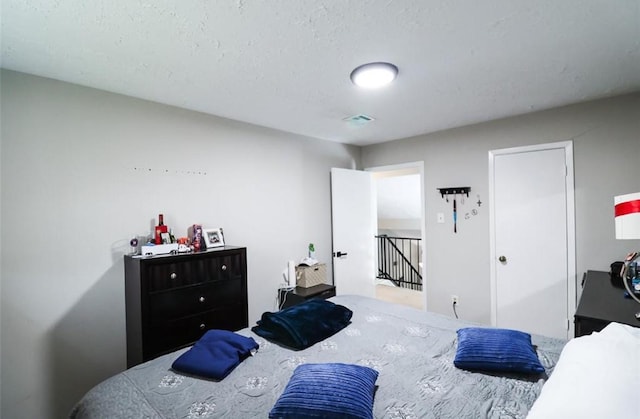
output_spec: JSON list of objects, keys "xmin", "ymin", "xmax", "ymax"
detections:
[{"xmin": 124, "ymin": 246, "xmax": 248, "ymax": 368}]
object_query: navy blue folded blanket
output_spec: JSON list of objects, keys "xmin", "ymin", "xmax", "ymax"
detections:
[
  {"xmin": 251, "ymin": 299, "xmax": 353, "ymax": 350},
  {"xmin": 171, "ymin": 329, "xmax": 259, "ymax": 380}
]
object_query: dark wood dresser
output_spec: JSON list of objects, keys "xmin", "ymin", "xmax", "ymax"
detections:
[
  {"xmin": 574, "ymin": 270, "xmax": 640, "ymax": 337},
  {"xmin": 125, "ymin": 246, "xmax": 248, "ymax": 367}
]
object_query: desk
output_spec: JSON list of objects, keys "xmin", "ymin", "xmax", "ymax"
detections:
[{"xmin": 574, "ymin": 270, "xmax": 640, "ymax": 337}]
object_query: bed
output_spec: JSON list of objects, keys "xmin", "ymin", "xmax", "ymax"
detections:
[{"xmin": 70, "ymin": 295, "xmax": 567, "ymax": 418}]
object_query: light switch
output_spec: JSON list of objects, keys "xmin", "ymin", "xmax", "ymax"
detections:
[{"xmin": 437, "ymin": 213, "xmax": 445, "ymax": 223}]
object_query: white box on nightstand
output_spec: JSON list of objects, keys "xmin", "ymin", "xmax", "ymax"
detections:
[{"xmin": 295, "ymin": 263, "xmax": 327, "ymax": 288}]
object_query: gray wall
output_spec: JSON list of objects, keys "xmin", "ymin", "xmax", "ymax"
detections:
[
  {"xmin": 2, "ymin": 69, "xmax": 639, "ymax": 419},
  {"xmin": 0, "ymin": 70, "xmax": 360, "ymax": 419},
  {"xmin": 361, "ymin": 92, "xmax": 640, "ymax": 322}
]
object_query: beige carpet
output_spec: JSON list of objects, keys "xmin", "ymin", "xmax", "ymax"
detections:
[{"xmin": 375, "ymin": 284, "xmax": 424, "ymax": 310}]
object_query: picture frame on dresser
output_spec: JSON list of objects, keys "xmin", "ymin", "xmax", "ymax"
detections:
[
  {"xmin": 160, "ymin": 232, "xmax": 171, "ymax": 244},
  {"xmin": 203, "ymin": 227, "xmax": 224, "ymax": 248}
]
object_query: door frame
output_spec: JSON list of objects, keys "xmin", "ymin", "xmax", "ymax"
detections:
[
  {"xmin": 488, "ymin": 141, "xmax": 576, "ymax": 337},
  {"xmin": 366, "ymin": 161, "xmax": 427, "ymax": 311}
]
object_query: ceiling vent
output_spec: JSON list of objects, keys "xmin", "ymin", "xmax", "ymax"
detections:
[{"xmin": 343, "ymin": 114, "xmax": 375, "ymax": 125}]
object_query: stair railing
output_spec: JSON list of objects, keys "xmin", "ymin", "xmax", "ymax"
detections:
[{"xmin": 375, "ymin": 235, "xmax": 422, "ymax": 291}]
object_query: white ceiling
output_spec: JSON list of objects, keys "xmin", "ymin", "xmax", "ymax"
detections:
[{"xmin": 2, "ymin": 1, "xmax": 639, "ymax": 146}]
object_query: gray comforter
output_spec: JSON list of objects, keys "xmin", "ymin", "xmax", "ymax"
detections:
[{"xmin": 70, "ymin": 295, "xmax": 565, "ymax": 418}]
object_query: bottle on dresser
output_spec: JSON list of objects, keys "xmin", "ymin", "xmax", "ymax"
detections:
[{"xmin": 154, "ymin": 214, "xmax": 168, "ymax": 244}]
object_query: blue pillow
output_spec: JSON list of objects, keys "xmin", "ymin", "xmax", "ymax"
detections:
[
  {"xmin": 269, "ymin": 363, "xmax": 379, "ymax": 419},
  {"xmin": 172, "ymin": 329, "xmax": 259, "ymax": 380},
  {"xmin": 454, "ymin": 327, "xmax": 544, "ymax": 374}
]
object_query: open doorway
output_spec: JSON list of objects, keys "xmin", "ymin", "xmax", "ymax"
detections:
[{"xmin": 367, "ymin": 163, "xmax": 425, "ymax": 310}]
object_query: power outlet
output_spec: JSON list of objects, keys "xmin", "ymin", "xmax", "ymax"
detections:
[{"xmin": 451, "ymin": 295, "xmax": 459, "ymax": 305}]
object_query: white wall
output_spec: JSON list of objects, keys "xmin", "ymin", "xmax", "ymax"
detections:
[
  {"xmin": 361, "ymin": 93, "xmax": 640, "ymax": 323},
  {"xmin": 0, "ymin": 69, "xmax": 3, "ymax": 409},
  {"xmin": 0, "ymin": 70, "xmax": 360, "ymax": 419},
  {"xmin": 376, "ymin": 174, "xmax": 422, "ymax": 228}
]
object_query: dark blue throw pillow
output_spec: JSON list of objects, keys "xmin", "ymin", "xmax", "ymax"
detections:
[
  {"xmin": 269, "ymin": 363, "xmax": 379, "ymax": 419},
  {"xmin": 171, "ymin": 329, "xmax": 259, "ymax": 380},
  {"xmin": 454, "ymin": 327, "xmax": 545, "ymax": 374}
]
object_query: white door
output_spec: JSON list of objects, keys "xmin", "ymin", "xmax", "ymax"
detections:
[
  {"xmin": 489, "ymin": 141, "xmax": 576, "ymax": 339},
  {"xmin": 330, "ymin": 168, "xmax": 376, "ymax": 297}
]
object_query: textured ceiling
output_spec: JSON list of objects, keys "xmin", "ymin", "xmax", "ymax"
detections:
[{"xmin": 2, "ymin": 1, "xmax": 639, "ymax": 146}]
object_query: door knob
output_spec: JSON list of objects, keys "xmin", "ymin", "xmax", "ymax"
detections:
[
  {"xmin": 334, "ymin": 251, "xmax": 348, "ymax": 258},
  {"xmin": 498, "ymin": 256, "xmax": 507, "ymax": 263}
]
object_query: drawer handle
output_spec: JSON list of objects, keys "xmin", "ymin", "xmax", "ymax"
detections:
[
  {"xmin": 221, "ymin": 265, "xmax": 227, "ymax": 271},
  {"xmin": 170, "ymin": 272, "xmax": 177, "ymax": 280},
  {"xmin": 199, "ymin": 296, "xmax": 205, "ymax": 303},
  {"xmin": 199, "ymin": 323, "xmax": 206, "ymax": 330}
]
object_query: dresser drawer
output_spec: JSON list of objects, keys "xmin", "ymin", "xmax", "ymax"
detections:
[
  {"xmin": 145, "ymin": 252, "xmax": 243, "ymax": 292},
  {"xmin": 201, "ymin": 253, "xmax": 245, "ymax": 282},
  {"xmin": 146, "ymin": 305, "xmax": 247, "ymax": 358},
  {"xmin": 148, "ymin": 278, "xmax": 243, "ymax": 320},
  {"xmin": 145, "ymin": 260, "xmax": 205, "ymax": 291}
]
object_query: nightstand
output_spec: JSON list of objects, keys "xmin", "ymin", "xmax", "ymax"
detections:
[
  {"xmin": 278, "ymin": 284, "xmax": 336, "ymax": 309},
  {"xmin": 574, "ymin": 270, "xmax": 640, "ymax": 337}
]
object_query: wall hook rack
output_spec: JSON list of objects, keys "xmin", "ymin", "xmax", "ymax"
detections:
[{"xmin": 437, "ymin": 187, "xmax": 471, "ymax": 199}]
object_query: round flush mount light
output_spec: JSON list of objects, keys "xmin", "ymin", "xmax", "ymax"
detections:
[{"xmin": 350, "ymin": 62, "xmax": 398, "ymax": 88}]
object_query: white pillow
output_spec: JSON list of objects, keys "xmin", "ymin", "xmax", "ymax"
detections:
[{"xmin": 526, "ymin": 323, "xmax": 640, "ymax": 419}]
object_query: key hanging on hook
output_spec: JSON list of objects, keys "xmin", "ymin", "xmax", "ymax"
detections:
[{"xmin": 453, "ymin": 194, "xmax": 457, "ymax": 233}]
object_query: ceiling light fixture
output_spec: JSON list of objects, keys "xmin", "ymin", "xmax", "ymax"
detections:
[{"xmin": 350, "ymin": 62, "xmax": 398, "ymax": 89}]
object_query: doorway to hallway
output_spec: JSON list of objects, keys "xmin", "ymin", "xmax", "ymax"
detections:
[{"xmin": 370, "ymin": 163, "xmax": 425, "ymax": 311}]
